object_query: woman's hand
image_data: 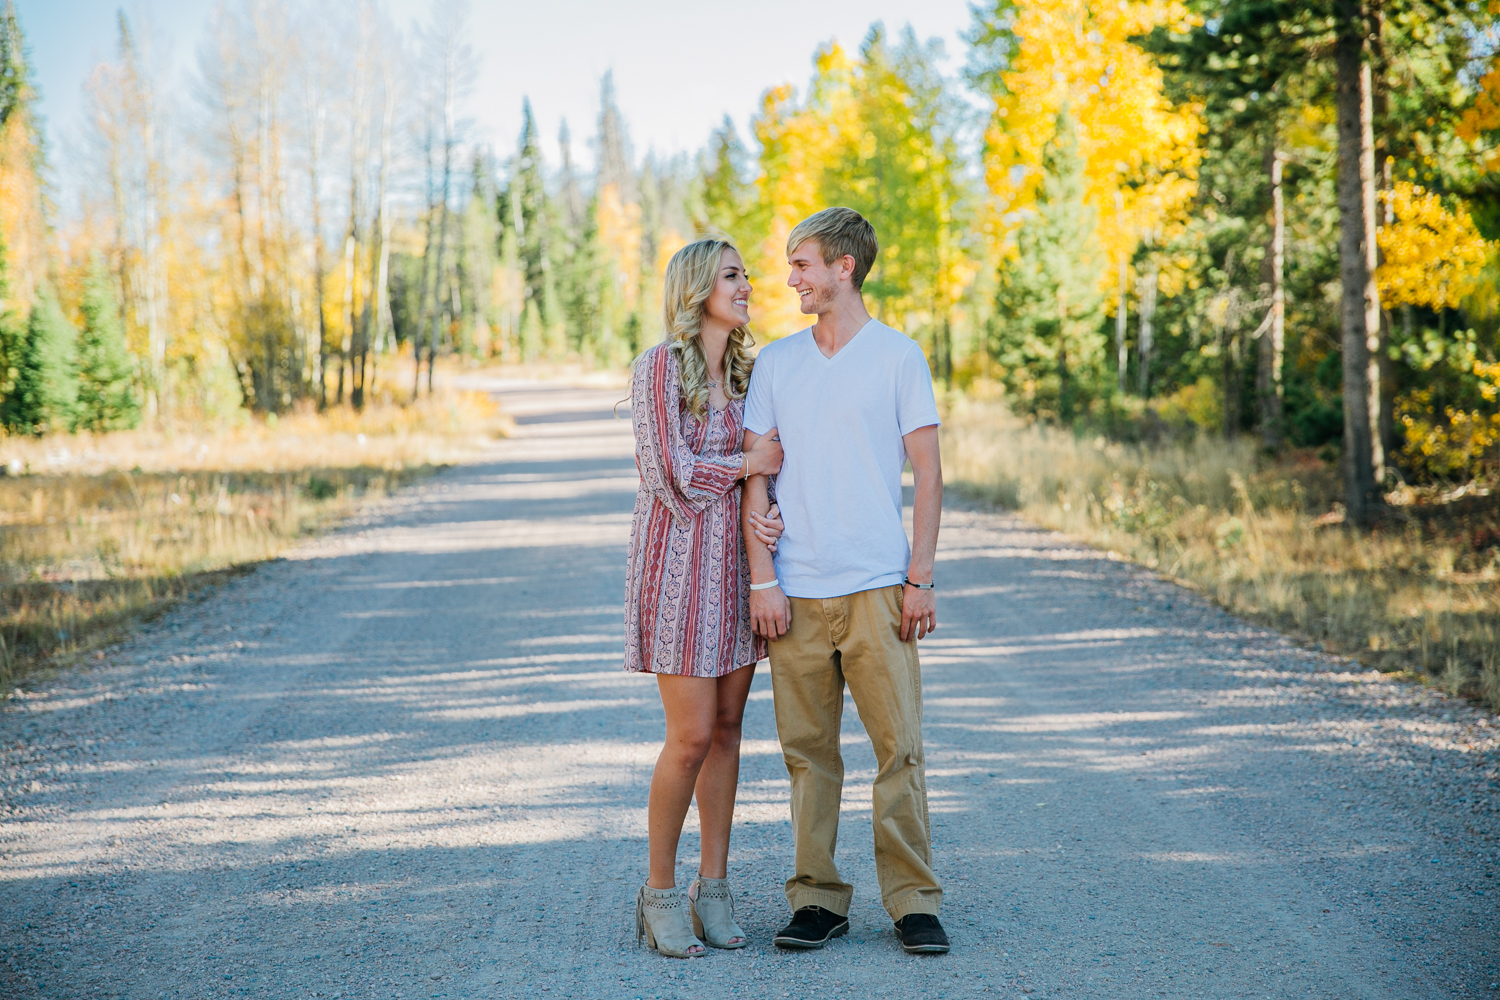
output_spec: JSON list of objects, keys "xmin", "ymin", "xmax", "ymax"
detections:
[
  {"xmin": 745, "ymin": 428, "xmax": 783, "ymax": 477},
  {"xmin": 749, "ymin": 503, "xmax": 784, "ymax": 552}
]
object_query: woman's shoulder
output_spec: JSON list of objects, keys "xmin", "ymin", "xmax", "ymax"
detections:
[
  {"xmin": 632, "ymin": 342, "xmax": 675, "ymax": 382},
  {"xmin": 632, "ymin": 343, "xmax": 685, "ymax": 409},
  {"xmin": 634, "ymin": 342, "xmax": 677, "ymax": 377}
]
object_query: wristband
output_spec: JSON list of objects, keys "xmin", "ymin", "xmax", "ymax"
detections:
[
  {"xmin": 749, "ymin": 578, "xmax": 780, "ymax": 592},
  {"xmin": 903, "ymin": 577, "xmax": 935, "ymax": 590}
]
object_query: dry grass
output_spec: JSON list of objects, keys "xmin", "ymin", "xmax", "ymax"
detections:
[
  {"xmin": 943, "ymin": 395, "xmax": 1500, "ymax": 711},
  {"xmin": 0, "ymin": 390, "xmax": 511, "ymax": 688}
]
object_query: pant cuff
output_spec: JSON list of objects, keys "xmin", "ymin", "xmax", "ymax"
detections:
[
  {"xmin": 886, "ymin": 896, "xmax": 941, "ymax": 920},
  {"xmin": 786, "ymin": 887, "xmax": 852, "ymax": 917}
]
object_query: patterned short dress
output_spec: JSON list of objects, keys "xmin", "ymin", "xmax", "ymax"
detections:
[{"xmin": 624, "ymin": 343, "xmax": 766, "ymax": 677}]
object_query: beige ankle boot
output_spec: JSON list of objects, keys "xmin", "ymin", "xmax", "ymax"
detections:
[
  {"xmin": 636, "ymin": 885, "xmax": 706, "ymax": 959},
  {"xmin": 688, "ymin": 877, "xmax": 747, "ymax": 949}
]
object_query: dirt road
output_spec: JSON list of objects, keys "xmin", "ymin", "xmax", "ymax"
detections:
[{"xmin": 2, "ymin": 377, "xmax": 1497, "ymax": 999}]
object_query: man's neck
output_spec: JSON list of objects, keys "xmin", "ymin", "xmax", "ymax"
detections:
[{"xmin": 810, "ymin": 294, "xmax": 872, "ymax": 359}]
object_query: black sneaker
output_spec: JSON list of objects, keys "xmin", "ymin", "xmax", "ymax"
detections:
[
  {"xmin": 773, "ymin": 906, "xmax": 849, "ymax": 949},
  {"xmin": 894, "ymin": 913, "xmax": 950, "ymax": 954}
]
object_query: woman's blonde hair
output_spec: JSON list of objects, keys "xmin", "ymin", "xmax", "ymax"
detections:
[{"xmin": 660, "ymin": 236, "xmax": 755, "ymax": 420}]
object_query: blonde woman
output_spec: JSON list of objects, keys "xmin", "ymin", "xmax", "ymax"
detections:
[{"xmin": 625, "ymin": 236, "xmax": 784, "ymax": 958}]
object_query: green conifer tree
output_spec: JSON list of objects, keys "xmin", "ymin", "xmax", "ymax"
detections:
[
  {"xmin": 5, "ymin": 286, "xmax": 78, "ymax": 435},
  {"xmin": 991, "ymin": 108, "xmax": 1106, "ymax": 420},
  {"xmin": 0, "ymin": 0, "xmax": 27, "ymax": 127},
  {"xmin": 698, "ymin": 116, "xmax": 752, "ymax": 236},
  {"xmin": 553, "ymin": 120, "xmax": 604, "ymax": 360},
  {"xmin": 0, "ymin": 224, "xmax": 18, "ymax": 415},
  {"xmin": 511, "ymin": 101, "xmax": 552, "ymax": 325},
  {"xmin": 74, "ymin": 257, "xmax": 140, "ymax": 432}
]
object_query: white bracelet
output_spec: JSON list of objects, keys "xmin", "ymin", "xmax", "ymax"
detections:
[{"xmin": 749, "ymin": 578, "xmax": 780, "ymax": 592}]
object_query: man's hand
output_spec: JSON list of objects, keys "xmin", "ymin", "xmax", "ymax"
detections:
[
  {"xmin": 750, "ymin": 586, "xmax": 791, "ymax": 639},
  {"xmin": 900, "ymin": 584, "xmax": 937, "ymax": 642}
]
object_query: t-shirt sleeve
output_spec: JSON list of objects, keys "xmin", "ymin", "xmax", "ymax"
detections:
[
  {"xmin": 896, "ymin": 342, "xmax": 941, "ymax": 436},
  {"xmin": 743, "ymin": 348, "xmax": 776, "ymax": 435}
]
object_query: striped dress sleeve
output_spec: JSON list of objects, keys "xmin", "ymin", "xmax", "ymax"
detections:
[{"xmin": 631, "ymin": 346, "xmax": 743, "ymax": 521}]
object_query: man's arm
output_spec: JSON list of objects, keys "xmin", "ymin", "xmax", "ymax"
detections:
[
  {"xmin": 902, "ymin": 424, "xmax": 942, "ymax": 641},
  {"xmin": 742, "ymin": 428, "xmax": 790, "ymax": 639}
]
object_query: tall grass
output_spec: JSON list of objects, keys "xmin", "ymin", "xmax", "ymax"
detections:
[
  {"xmin": 943, "ymin": 397, "xmax": 1500, "ymax": 711},
  {"xmin": 0, "ymin": 391, "xmax": 512, "ymax": 688}
]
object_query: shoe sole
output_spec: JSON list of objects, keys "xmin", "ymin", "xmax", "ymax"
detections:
[
  {"xmin": 900, "ymin": 941, "xmax": 950, "ymax": 954},
  {"xmin": 773, "ymin": 921, "xmax": 849, "ymax": 950}
]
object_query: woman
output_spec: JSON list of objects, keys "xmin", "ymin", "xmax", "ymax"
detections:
[{"xmin": 625, "ymin": 236, "xmax": 784, "ymax": 959}]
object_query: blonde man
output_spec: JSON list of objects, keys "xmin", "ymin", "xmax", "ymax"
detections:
[{"xmin": 742, "ymin": 207, "xmax": 948, "ymax": 955}]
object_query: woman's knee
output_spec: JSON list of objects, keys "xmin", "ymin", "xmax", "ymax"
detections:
[
  {"xmin": 713, "ymin": 704, "xmax": 746, "ymax": 739},
  {"xmin": 667, "ymin": 724, "xmax": 716, "ymax": 764}
]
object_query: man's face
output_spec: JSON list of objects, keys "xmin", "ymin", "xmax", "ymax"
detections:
[{"xmin": 786, "ymin": 240, "xmax": 849, "ymax": 315}]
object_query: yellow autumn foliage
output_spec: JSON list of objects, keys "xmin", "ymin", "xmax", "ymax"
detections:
[
  {"xmin": 978, "ymin": 0, "xmax": 1202, "ymax": 281},
  {"xmin": 1376, "ymin": 182, "xmax": 1491, "ymax": 310},
  {"xmin": 596, "ymin": 181, "xmax": 642, "ymax": 318},
  {"xmin": 749, "ymin": 35, "xmax": 976, "ymax": 343},
  {"xmin": 0, "ymin": 104, "xmax": 48, "ymax": 318},
  {"xmin": 1395, "ymin": 362, "xmax": 1500, "ymax": 482},
  {"xmin": 750, "ymin": 48, "xmax": 861, "ymax": 339},
  {"xmin": 1458, "ymin": 20, "xmax": 1500, "ymax": 173}
]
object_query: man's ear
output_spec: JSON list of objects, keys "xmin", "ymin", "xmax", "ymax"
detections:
[{"xmin": 840, "ymin": 254, "xmax": 857, "ymax": 283}]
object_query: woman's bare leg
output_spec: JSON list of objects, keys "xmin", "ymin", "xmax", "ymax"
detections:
[
  {"xmin": 694, "ymin": 663, "xmax": 756, "ymax": 880},
  {"xmin": 648, "ymin": 675, "xmax": 718, "ymax": 890}
]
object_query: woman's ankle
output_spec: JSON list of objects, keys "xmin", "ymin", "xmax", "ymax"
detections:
[{"xmin": 646, "ymin": 875, "xmax": 677, "ymax": 890}]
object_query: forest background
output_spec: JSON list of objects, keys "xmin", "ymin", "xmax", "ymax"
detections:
[{"xmin": 2, "ymin": 0, "xmax": 1500, "ymax": 705}]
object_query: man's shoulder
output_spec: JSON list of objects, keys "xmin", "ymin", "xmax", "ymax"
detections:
[
  {"xmin": 757, "ymin": 329, "xmax": 811, "ymax": 357},
  {"xmin": 863, "ymin": 321, "xmax": 922, "ymax": 354},
  {"xmin": 750, "ymin": 329, "xmax": 810, "ymax": 371}
]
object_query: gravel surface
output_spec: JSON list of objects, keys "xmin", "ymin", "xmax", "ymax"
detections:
[{"xmin": 2, "ymin": 376, "xmax": 1497, "ymax": 1000}]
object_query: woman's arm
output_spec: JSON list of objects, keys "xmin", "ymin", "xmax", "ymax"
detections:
[{"xmin": 632, "ymin": 347, "xmax": 743, "ymax": 518}]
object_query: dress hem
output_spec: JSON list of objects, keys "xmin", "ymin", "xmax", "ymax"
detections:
[{"xmin": 623, "ymin": 658, "xmax": 763, "ymax": 678}]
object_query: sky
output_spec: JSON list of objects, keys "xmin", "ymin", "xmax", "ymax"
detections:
[{"xmin": 17, "ymin": 0, "xmax": 982, "ymax": 179}]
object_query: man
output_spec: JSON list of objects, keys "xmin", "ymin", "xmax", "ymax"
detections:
[{"xmin": 742, "ymin": 207, "xmax": 948, "ymax": 955}]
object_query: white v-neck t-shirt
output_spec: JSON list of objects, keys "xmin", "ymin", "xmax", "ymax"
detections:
[{"xmin": 743, "ymin": 320, "xmax": 940, "ymax": 599}]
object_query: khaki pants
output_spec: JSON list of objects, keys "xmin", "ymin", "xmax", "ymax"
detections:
[{"xmin": 769, "ymin": 584, "xmax": 942, "ymax": 920}]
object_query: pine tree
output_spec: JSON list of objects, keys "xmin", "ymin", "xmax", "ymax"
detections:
[
  {"xmin": 5, "ymin": 286, "xmax": 77, "ymax": 435},
  {"xmin": 596, "ymin": 71, "xmax": 635, "ymax": 203},
  {"xmin": 556, "ymin": 201, "xmax": 602, "ymax": 359},
  {"xmin": 0, "ymin": 0, "xmax": 24, "ymax": 127},
  {"xmin": 0, "ymin": 223, "xmax": 17, "ymax": 415},
  {"xmin": 505, "ymin": 100, "xmax": 558, "ymax": 340},
  {"xmin": 74, "ymin": 256, "xmax": 140, "ymax": 431},
  {"xmin": 991, "ymin": 109, "xmax": 1105, "ymax": 420},
  {"xmin": 592, "ymin": 75, "xmax": 642, "ymax": 363},
  {"xmin": 553, "ymin": 120, "xmax": 604, "ymax": 359},
  {"xmin": 698, "ymin": 116, "xmax": 752, "ymax": 236},
  {"xmin": 458, "ymin": 152, "xmax": 499, "ymax": 358}
]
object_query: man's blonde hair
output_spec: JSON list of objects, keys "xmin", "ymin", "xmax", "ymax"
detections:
[{"xmin": 786, "ymin": 207, "xmax": 878, "ymax": 291}]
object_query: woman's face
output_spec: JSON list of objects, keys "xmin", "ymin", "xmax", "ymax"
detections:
[{"xmin": 703, "ymin": 248, "xmax": 751, "ymax": 328}]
